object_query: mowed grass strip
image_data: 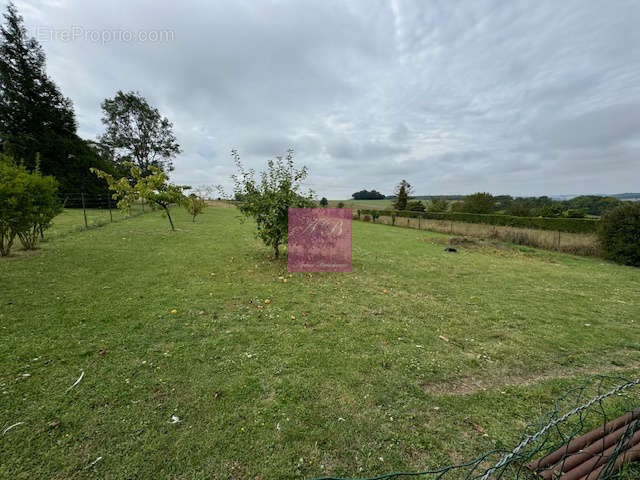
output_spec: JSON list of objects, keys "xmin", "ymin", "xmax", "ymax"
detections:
[{"xmin": 1, "ymin": 206, "xmax": 639, "ymax": 479}]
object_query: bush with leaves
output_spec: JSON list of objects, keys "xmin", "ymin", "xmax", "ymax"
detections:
[
  {"xmin": 319, "ymin": 197, "xmax": 328, "ymax": 207},
  {"xmin": 91, "ymin": 163, "xmax": 189, "ymax": 231},
  {"xmin": 428, "ymin": 198, "xmax": 449, "ymax": 212},
  {"xmin": 0, "ymin": 155, "xmax": 61, "ymax": 255},
  {"xmin": 461, "ymin": 192, "xmax": 496, "ymax": 214},
  {"xmin": 232, "ymin": 149, "xmax": 314, "ymax": 258},
  {"xmin": 598, "ymin": 202, "xmax": 640, "ymax": 267},
  {"xmin": 406, "ymin": 200, "xmax": 426, "ymax": 212}
]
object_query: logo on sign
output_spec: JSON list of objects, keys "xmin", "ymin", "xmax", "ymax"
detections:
[{"xmin": 288, "ymin": 208, "xmax": 352, "ymax": 272}]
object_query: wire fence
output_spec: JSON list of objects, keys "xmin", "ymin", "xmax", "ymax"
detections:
[
  {"xmin": 313, "ymin": 375, "xmax": 640, "ymax": 480},
  {"xmin": 357, "ymin": 213, "xmax": 599, "ymax": 257},
  {"xmin": 45, "ymin": 192, "xmax": 148, "ymax": 240}
]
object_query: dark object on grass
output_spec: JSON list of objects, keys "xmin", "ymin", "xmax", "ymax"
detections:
[
  {"xmin": 528, "ymin": 407, "xmax": 640, "ymax": 480},
  {"xmin": 444, "ymin": 247, "xmax": 457, "ymax": 252}
]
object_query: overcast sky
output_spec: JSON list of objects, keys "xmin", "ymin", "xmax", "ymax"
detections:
[{"xmin": 10, "ymin": 0, "xmax": 640, "ymax": 198}]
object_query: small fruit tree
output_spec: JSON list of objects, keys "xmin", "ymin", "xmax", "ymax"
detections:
[
  {"xmin": 92, "ymin": 163, "xmax": 189, "ymax": 231},
  {"xmin": 232, "ymin": 149, "xmax": 314, "ymax": 258}
]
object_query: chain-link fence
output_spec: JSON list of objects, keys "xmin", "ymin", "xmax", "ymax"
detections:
[{"xmin": 313, "ymin": 375, "xmax": 640, "ymax": 480}]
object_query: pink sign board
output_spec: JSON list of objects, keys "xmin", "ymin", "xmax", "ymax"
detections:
[{"xmin": 288, "ymin": 208, "xmax": 352, "ymax": 272}]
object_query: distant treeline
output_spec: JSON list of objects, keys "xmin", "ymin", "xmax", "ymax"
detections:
[
  {"xmin": 351, "ymin": 189, "xmax": 386, "ymax": 200},
  {"xmin": 353, "ymin": 188, "xmax": 633, "ymax": 217},
  {"xmin": 612, "ymin": 193, "xmax": 640, "ymax": 200},
  {"xmin": 495, "ymin": 195, "xmax": 626, "ymax": 217},
  {"xmin": 385, "ymin": 195, "xmax": 465, "ymax": 201}
]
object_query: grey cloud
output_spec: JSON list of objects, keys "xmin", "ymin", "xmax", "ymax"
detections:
[
  {"xmin": 11, "ymin": 0, "xmax": 640, "ymax": 198},
  {"xmin": 533, "ymin": 102, "xmax": 640, "ymax": 150}
]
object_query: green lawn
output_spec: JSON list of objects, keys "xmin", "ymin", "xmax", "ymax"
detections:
[
  {"xmin": 1, "ymin": 206, "xmax": 639, "ymax": 479},
  {"xmin": 45, "ymin": 204, "xmax": 146, "ymax": 240}
]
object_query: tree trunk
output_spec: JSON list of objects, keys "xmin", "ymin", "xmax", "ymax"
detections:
[{"xmin": 165, "ymin": 206, "xmax": 176, "ymax": 231}]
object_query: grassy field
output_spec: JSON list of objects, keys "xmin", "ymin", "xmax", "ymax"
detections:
[
  {"xmin": 42, "ymin": 204, "xmax": 147, "ymax": 241},
  {"xmin": 1, "ymin": 206, "xmax": 639, "ymax": 479},
  {"xmin": 329, "ymin": 199, "xmax": 394, "ymax": 209}
]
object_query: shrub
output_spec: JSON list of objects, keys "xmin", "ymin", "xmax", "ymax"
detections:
[
  {"xmin": 406, "ymin": 200, "xmax": 426, "ymax": 212},
  {"xmin": 337, "ymin": 201, "xmax": 345, "ymax": 208},
  {"xmin": 598, "ymin": 203, "xmax": 640, "ymax": 266},
  {"xmin": 0, "ymin": 156, "xmax": 62, "ymax": 255},
  {"xmin": 564, "ymin": 208, "xmax": 586, "ymax": 218},
  {"xmin": 428, "ymin": 199, "xmax": 449, "ymax": 212},
  {"xmin": 371, "ymin": 210, "xmax": 380, "ymax": 222},
  {"xmin": 320, "ymin": 197, "xmax": 328, "ymax": 207}
]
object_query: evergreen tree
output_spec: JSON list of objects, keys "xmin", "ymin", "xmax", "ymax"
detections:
[
  {"xmin": 0, "ymin": 3, "xmax": 111, "ymax": 196},
  {"xmin": 0, "ymin": 3, "xmax": 75, "ymax": 160},
  {"xmin": 393, "ymin": 180, "xmax": 412, "ymax": 211}
]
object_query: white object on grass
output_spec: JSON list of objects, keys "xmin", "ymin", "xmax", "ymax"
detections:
[
  {"xmin": 3, "ymin": 422, "xmax": 24, "ymax": 435},
  {"xmin": 66, "ymin": 371, "xmax": 85, "ymax": 393}
]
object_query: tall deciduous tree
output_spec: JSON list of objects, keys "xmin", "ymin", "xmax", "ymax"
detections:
[
  {"xmin": 232, "ymin": 149, "xmax": 314, "ymax": 259},
  {"xmin": 0, "ymin": 3, "xmax": 112, "ymax": 196},
  {"xmin": 100, "ymin": 91, "xmax": 181, "ymax": 176}
]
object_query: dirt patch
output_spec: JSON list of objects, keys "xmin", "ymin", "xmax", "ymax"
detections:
[
  {"xmin": 448, "ymin": 236, "xmax": 511, "ymax": 250},
  {"xmin": 422, "ymin": 358, "xmax": 640, "ymax": 396}
]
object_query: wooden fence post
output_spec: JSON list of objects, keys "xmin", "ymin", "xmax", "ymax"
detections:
[{"xmin": 81, "ymin": 193, "xmax": 88, "ymax": 229}]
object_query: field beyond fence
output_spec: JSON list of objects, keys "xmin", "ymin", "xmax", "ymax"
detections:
[
  {"xmin": 360, "ymin": 212, "xmax": 599, "ymax": 256},
  {"xmin": 46, "ymin": 193, "xmax": 148, "ymax": 240}
]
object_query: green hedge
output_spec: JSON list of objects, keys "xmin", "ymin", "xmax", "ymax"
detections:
[{"xmin": 356, "ymin": 209, "xmax": 599, "ymax": 234}]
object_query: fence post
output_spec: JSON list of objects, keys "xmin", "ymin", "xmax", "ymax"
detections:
[
  {"xmin": 418, "ymin": 216, "xmax": 421, "ymax": 230},
  {"xmin": 557, "ymin": 230, "xmax": 561, "ymax": 249},
  {"xmin": 108, "ymin": 195, "xmax": 113, "ymax": 222},
  {"xmin": 81, "ymin": 193, "xmax": 88, "ymax": 229}
]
